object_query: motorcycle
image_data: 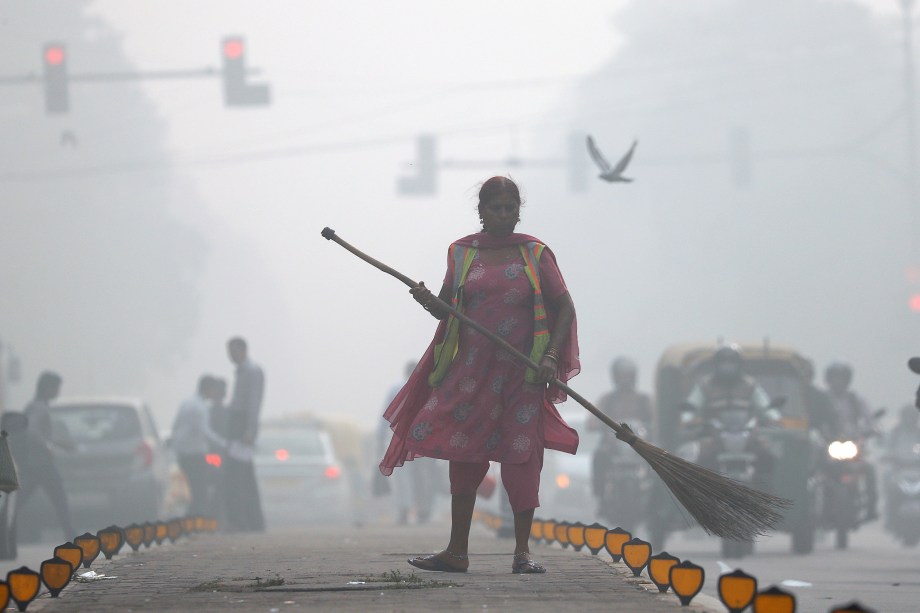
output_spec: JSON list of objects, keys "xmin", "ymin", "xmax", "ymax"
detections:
[
  {"xmin": 818, "ymin": 409, "xmax": 884, "ymax": 550},
  {"xmin": 676, "ymin": 399, "xmax": 782, "ymax": 559},
  {"xmin": 883, "ymin": 440, "xmax": 920, "ymax": 546},
  {"xmin": 592, "ymin": 421, "xmax": 651, "ymax": 533},
  {"xmin": 709, "ymin": 405, "xmax": 765, "ymax": 558}
]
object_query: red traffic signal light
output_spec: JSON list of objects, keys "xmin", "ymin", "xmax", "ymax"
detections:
[
  {"xmin": 222, "ymin": 38, "xmax": 244, "ymax": 60},
  {"xmin": 910, "ymin": 293, "xmax": 920, "ymax": 313},
  {"xmin": 43, "ymin": 42, "xmax": 69, "ymax": 114},
  {"xmin": 44, "ymin": 46, "xmax": 65, "ymax": 66},
  {"xmin": 221, "ymin": 36, "xmax": 269, "ymax": 107}
]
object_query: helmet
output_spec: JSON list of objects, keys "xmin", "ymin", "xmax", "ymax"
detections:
[
  {"xmin": 711, "ymin": 345, "xmax": 743, "ymax": 381},
  {"xmin": 611, "ymin": 356, "xmax": 638, "ymax": 389},
  {"xmin": 712, "ymin": 345, "xmax": 743, "ymax": 365},
  {"xmin": 611, "ymin": 356, "xmax": 638, "ymax": 377},
  {"xmin": 824, "ymin": 362, "xmax": 853, "ymax": 387}
]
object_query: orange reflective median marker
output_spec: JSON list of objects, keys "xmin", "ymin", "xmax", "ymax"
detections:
[
  {"xmin": 603, "ymin": 527, "xmax": 631, "ymax": 563},
  {"xmin": 53, "ymin": 542, "xmax": 84, "ymax": 573},
  {"xmin": 669, "ymin": 560, "xmax": 705, "ymax": 607},
  {"xmin": 7, "ymin": 566, "xmax": 40, "ymax": 611},
  {"xmin": 621, "ymin": 538, "xmax": 652, "ymax": 577},
  {"xmin": 719, "ymin": 568, "xmax": 758, "ymax": 613},
  {"xmin": 566, "ymin": 522, "xmax": 587, "ymax": 552},
  {"xmin": 752, "ymin": 585, "xmax": 796, "ymax": 613},
  {"xmin": 73, "ymin": 533, "xmax": 101, "ymax": 568},
  {"xmin": 541, "ymin": 519, "xmax": 557, "ymax": 545},
  {"xmin": 40, "ymin": 557, "xmax": 74, "ymax": 598},
  {"xmin": 124, "ymin": 523, "xmax": 145, "ymax": 552},
  {"xmin": 554, "ymin": 521, "xmax": 571, "ymax": 549},
  {"xmin": 97, "ymin": 525, "xmax": 126, "ymax": 560},
  {"xmin": 583, "ymin": 522, "xmax": 607, "ymax": 555},
  {"xmin": 648, "ymin": 552, "xmax": 680, "ymax": 593}
]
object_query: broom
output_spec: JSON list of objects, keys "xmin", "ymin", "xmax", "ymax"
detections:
[{"xmin": 321, "ymin": 227, "xmax": 790, "ymax": 541}]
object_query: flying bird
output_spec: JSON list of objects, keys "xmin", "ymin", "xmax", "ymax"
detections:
[{"xmin": 586, "ymin": 136, "xmax": 638, "ymax": 183}]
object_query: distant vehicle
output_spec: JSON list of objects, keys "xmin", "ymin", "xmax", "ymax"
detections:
[
  {"xmin": 0, "ymin": 412, "xmax": 27, "ymax": 559},
  {"xmin": 20, "ymin": 397, "xmax": 169, "ymax": 537},
  {"xmin": 254, "ymin": 421, "xmax": 349, "ymax": 526},
  {"xmin": 650, "ymin": 342, "xmax": 820, "ymax": 555},
  {"xmin": 819, "ymin": 409, "xmax": 885, "ymax": 550}
]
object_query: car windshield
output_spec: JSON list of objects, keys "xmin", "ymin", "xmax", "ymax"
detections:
[
  {"xmin": 48, "ymin": 404, "xmax": 141, "ymax": 444},
  {"xmin": 256, "ymin": 429, "xmax": 327, "ymax": 458}
]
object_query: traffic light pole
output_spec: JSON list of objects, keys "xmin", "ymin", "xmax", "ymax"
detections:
[
  {"xmin": 0, "ymin": 36, "xmax": 269, "ymax": 112},
  {"xmin": 903, "ymin": 0, "xmax": 919, "ymax": 262},
  {"xmin": 0, "ymin": 66, "xmax": 258, "ymax": 83}
]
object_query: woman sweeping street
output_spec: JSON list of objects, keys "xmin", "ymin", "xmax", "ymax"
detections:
[{"xmin": 379, "ymin": 176, "xmax": 580, "ymax": 574}]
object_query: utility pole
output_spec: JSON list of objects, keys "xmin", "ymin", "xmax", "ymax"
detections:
[
  {"xmin": 903, "ymin": 0, "xmax": 918, "ymax": 257},
  {"xmin": 902, "ymin": 1, "xmax": 920, "ymax": 327}
]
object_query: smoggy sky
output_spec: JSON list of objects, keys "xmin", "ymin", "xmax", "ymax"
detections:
[{"xmin": 3, "ymin": 0, "xmax": 916, "ymax": 435}]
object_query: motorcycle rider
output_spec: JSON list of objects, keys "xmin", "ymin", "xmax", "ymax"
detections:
[
  {"xmin": 803, "ymin": 359, "xmax": 839, "ymax": 442},
  {"xmin": 824, "ymin": 362, "xmax": 879, "ymax": 521},
  {"xmin": 682, "ymin": 345, "xmax": 778, "ymax": 487},
  {"xmin": 590, "ymin": 357, "xmax": 654, "ymax": 509}
]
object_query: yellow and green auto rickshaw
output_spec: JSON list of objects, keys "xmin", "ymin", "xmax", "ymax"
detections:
[{"xmin": 648, "ymin": 341, "xmax": 821, "ymax": 556}]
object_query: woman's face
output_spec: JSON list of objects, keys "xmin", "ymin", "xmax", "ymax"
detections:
[{"xmin": 480, "ymin": 192, "xmax": 520, "ymax": 236}]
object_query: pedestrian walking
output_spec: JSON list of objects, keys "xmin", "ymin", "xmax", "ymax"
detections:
[
  {"xmin": 376, "ymin": 361, "xmax": 440, "ymax": 524},
  {"xmin": 12, "ymin": 371, "xmax": 74, "ymax": 540},
  {"xmin": 380, "ymin": 176, "xmax": 579, "ymax": 573},
  {"xmin": 224, "ymin": 337, "xmax": 266, "ymax": 532},
  {"xmin": 171, "ymin": 375, "xmax": 226, "ymax": 516}
]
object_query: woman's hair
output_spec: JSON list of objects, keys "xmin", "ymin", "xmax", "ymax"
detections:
[{"xmin": 477, "ymin": 176, "xmax": 524, "ymax": 224}]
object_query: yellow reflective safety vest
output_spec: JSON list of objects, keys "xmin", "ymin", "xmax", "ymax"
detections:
[{"xmin": 428, "ymin": 242, "xmax": 550, "ymax": 387}]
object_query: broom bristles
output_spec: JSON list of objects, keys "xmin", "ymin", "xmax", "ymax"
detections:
[{"xmin": 632, "ymin": 438, "xmax": 792, "ymax": 542}]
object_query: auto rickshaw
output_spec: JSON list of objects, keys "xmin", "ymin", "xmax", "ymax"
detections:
[{"xmin": 648, "ymin": 341, "xmax": 820, "ymax": 556}]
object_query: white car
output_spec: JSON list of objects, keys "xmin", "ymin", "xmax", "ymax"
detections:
[
  {"xmin": 19, "ymin": 397, "xmax": 170, "ymax": 538},
  {"xmin": 254, "ymin": 422, "xmax": 350, "ymax": 527}
]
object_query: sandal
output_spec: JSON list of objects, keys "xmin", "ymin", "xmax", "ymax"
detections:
[
  {"xmin": 407, "ymin": 551, "xmax": 468, "ymax": 573},
  {"xmin": 512, "ymin": 552, "xmax": 546, "ymax": 574}
]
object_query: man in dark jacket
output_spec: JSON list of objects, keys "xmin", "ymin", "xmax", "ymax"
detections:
[{"xmin": 223, "ymin": 337, "xmax": 265, "ymax": 532}]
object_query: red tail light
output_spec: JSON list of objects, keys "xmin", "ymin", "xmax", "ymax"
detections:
[
  {"xmin": 136, "ymin": 439, "xmax": 154, "ymax": 469},
  {"xmin": 324, "ymin": 465, "xmax": 341, "ymax": 479},
  {"xmin": 205, "ymin": 453, "xmax": 222, "ymax": 468}
]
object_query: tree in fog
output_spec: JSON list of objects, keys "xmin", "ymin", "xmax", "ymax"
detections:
[{"xmin": 0, "ymin": 1, "xmax": 206, "ymax": 393}]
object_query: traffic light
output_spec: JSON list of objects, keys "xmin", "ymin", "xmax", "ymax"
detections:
[
  {"xmin": 43, "ymin": 42, "xmax": 69, "ymax": 114},
  {"xmin": 910, "ymin": 293, "xmax": 920, "ymax": 313},
  {"xmin": 221, "ymin": 36, "xmax": 270, "ymax": 107},
  {"xmin": 398, "ymin": 135, "xmax": 438, "ymax": 195}
]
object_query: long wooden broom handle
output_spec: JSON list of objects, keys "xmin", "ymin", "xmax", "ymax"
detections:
[{"xmin": 321, "ymin": 227, "xmax": 633, "ymax": 441}]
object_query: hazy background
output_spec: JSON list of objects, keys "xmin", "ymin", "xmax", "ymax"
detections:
[{"xmin": 2, "ymin": 0, "xmax": 918, "ymax": 434}]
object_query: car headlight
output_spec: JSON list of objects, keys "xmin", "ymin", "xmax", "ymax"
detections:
[
  {"xmin": 555, "ymin": 473, "xmax": 571, "ymax": 489},
  {"xmin": 828, "ymin": 440, "xmax": 859, "ymax": 461}
]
